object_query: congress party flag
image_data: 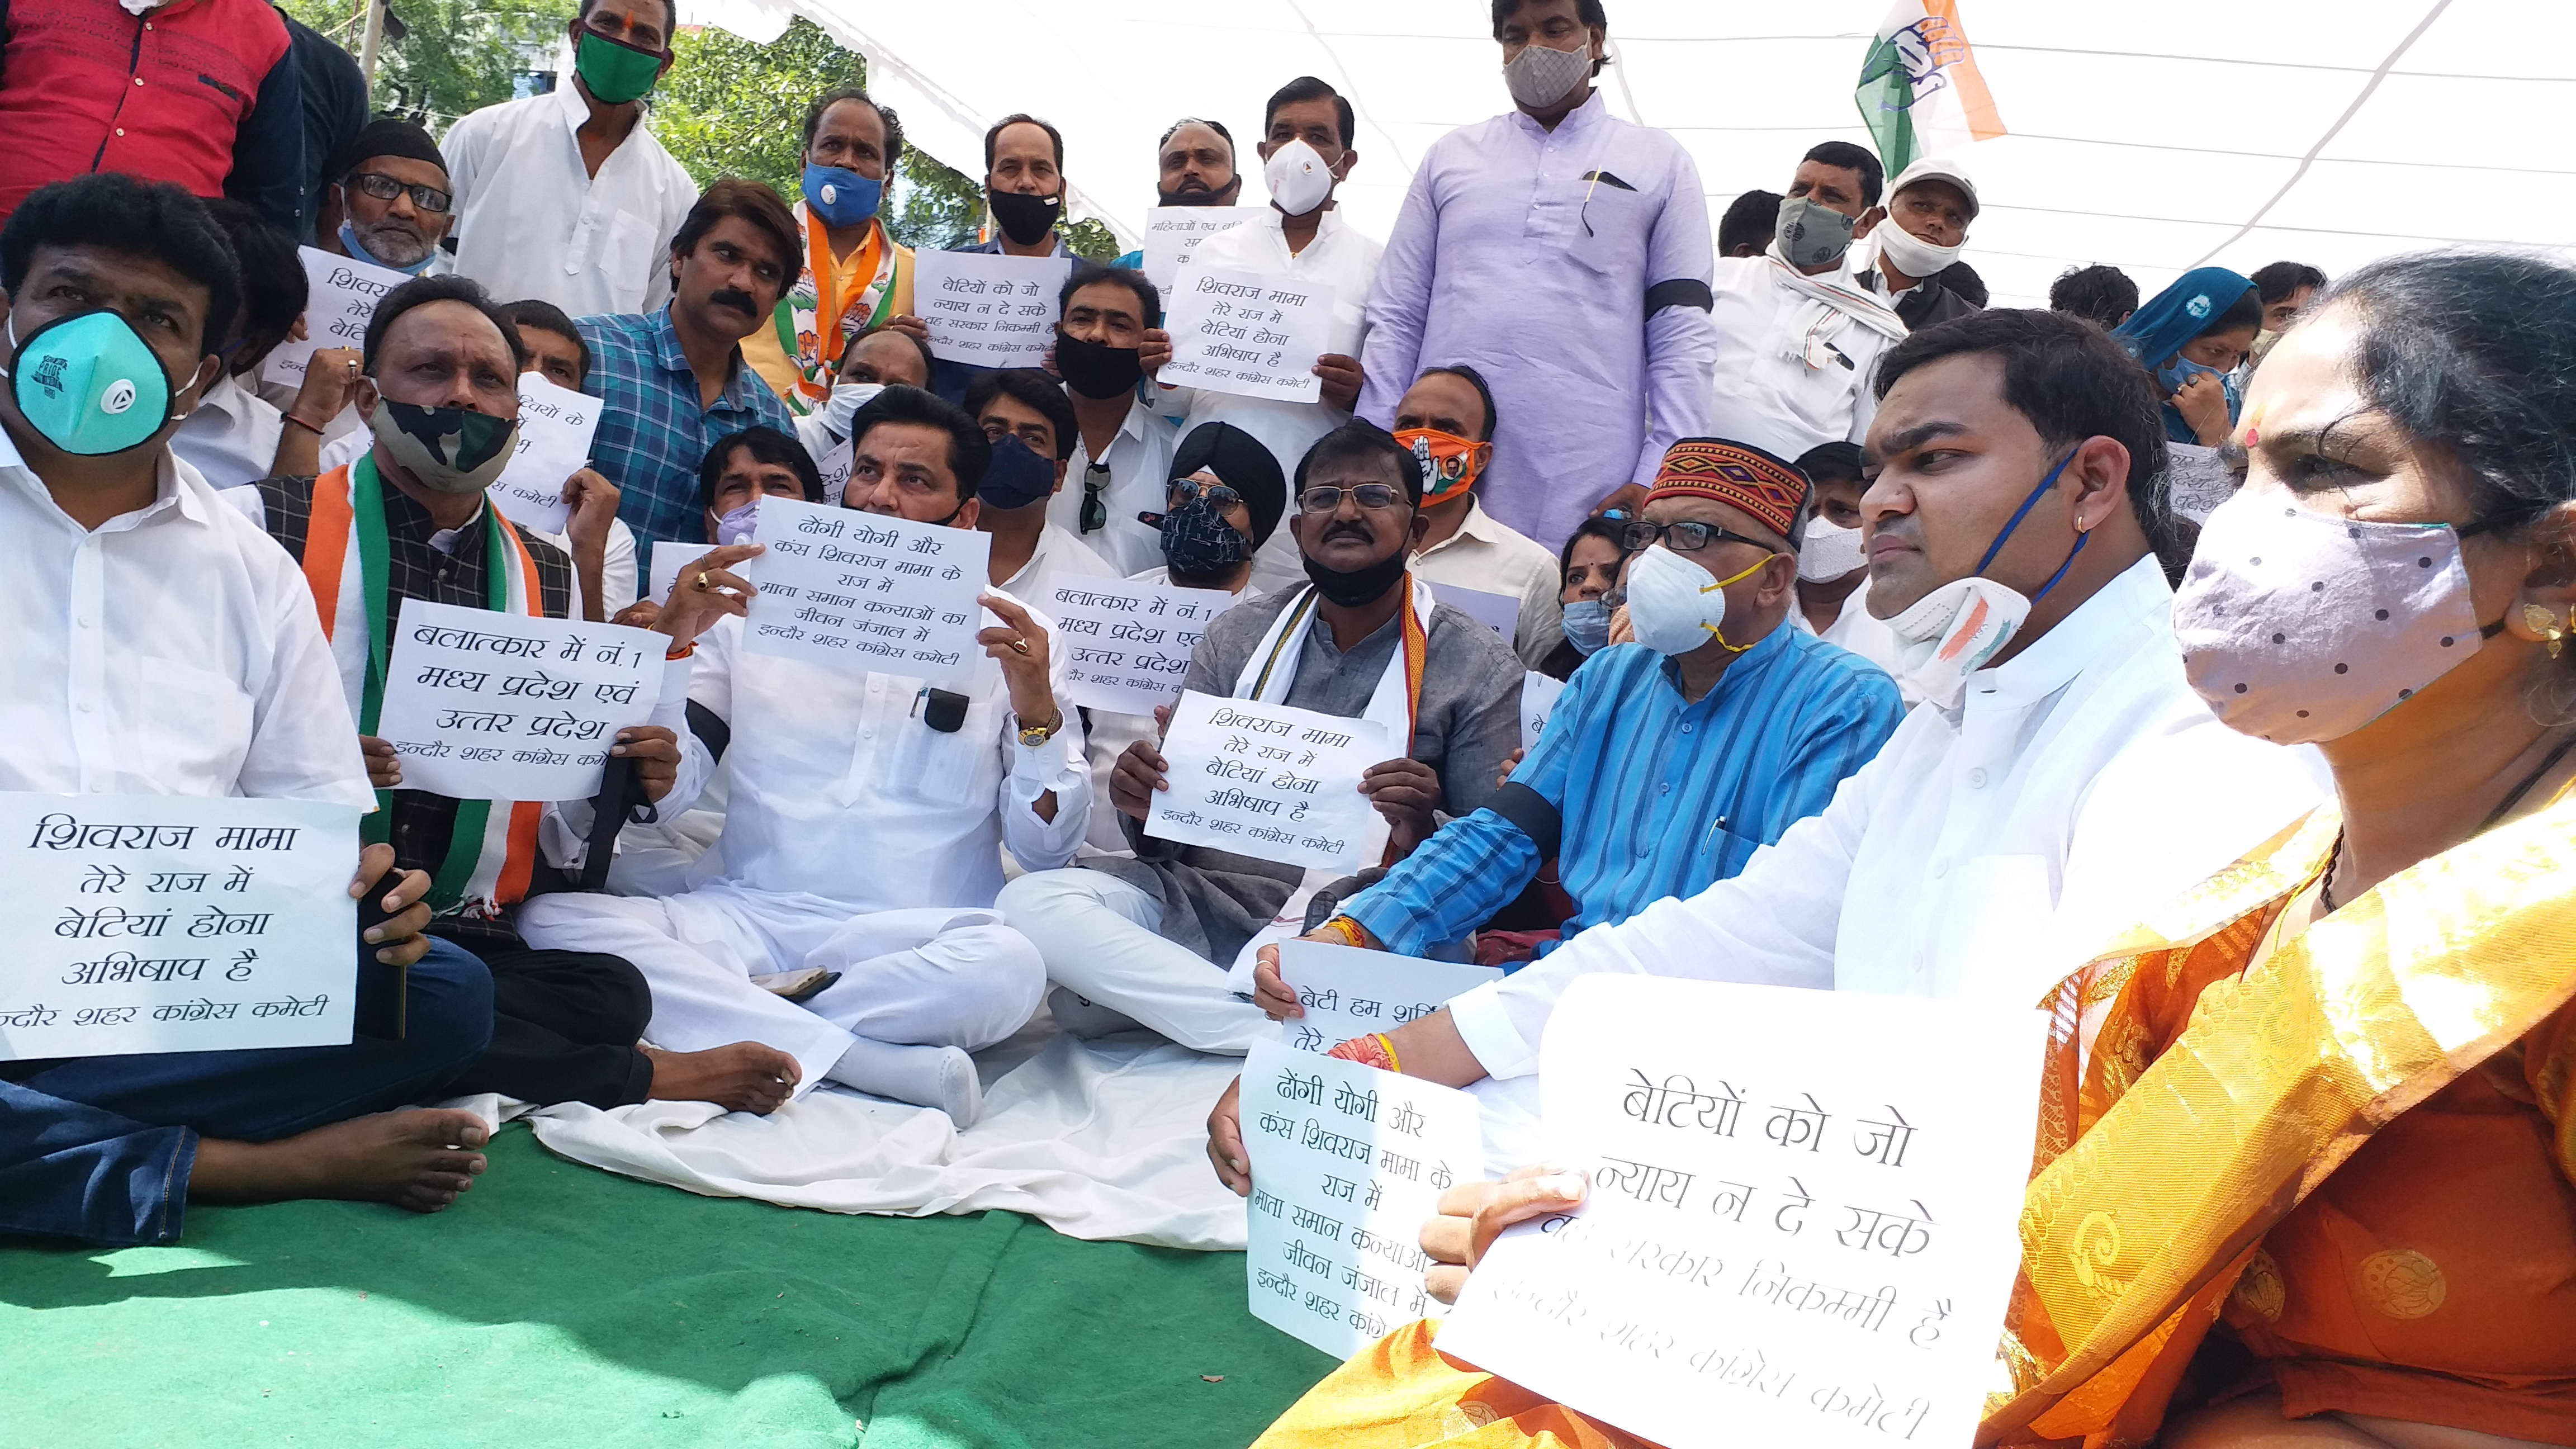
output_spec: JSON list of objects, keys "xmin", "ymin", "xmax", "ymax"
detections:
[{"xmin": 1855, "ymin": 0, "xmax": 2007, "ymax": 176}]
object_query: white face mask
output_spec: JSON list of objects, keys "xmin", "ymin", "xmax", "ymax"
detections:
[
  {"xmin": 1872, "ymin": 221, "xmax": 1964, "ymax": 282},
  {"xmin": 1883, "ymin": 577, "xmax": 2033, "ymax": 708},
  {"xmin": 1797, "ymin": 517, "xmax": 1867, "ymax": 583},
  {"xmin": 1504, "ymin": 36, "xmax": 1591, "ymax": 110},
  {"xmin": 1624, "ymin": 543, "xmax": 1769, "ymax": 656},
  {"xmin": 1263, "ymin": 139, "xmax": 1335, "ymax": 218},
  {"xmin": 821, "ymin": 380, "xmax": 884, "ymax": 441},
  {"xmin": 2172, "ymin": 491, "xmax": 2494, "ymax": 745}
]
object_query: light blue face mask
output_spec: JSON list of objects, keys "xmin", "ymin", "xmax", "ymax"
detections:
[
  {"xmin": 801, "ymin": 162, "xmax": 884, "ymax": 229},
  {"xmin": 2156, "ymin": 353, "xmax": 2243, "ymax": 422},
  {"xmin": 4, "ymin": 310, "xmax": 177, "ymax": 456},
  {"xmin": 1561, "ymin": 596, "xmax": 1613, "ymax": 656},
  {"xmin": 338, "ymin": 220, "xmax": 438, "ymax": 277}
]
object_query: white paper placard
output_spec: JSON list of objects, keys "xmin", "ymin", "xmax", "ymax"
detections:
[
  {"xmin": 1142, "ymin": 205, "xmax": 1252, "ymax": 294},
  {"xmin": 647, "ymin": 539, "xmax": 718, "ymax": 605},
  {"xmin": 1046, "ymin": 577, "xmax": 1233, "ymax": 716},
  {"xmin": 262, "ymin": 247, "xmax": 410, "ymax": 387},
  {"xmin": 1158, "ymin": 266, "xmax": 1336, "ymax": 403},
  {"xmin": 1274, "ymin": 940, "xmax": 1502, "ymax": 1054},
  {"xmin": 1428, "ymin": 580, "xmax": 1521, "ymax": 647},
  {"xmin": 915, "ymin": 250, "xmax": 1073, "ymax": 368},
  {"xmin": 1436, "ymin": 976, "xmax": 2048, "ymax": 1449},
  {"xmin": 1242, "ymin": 1040, "xmax": 1483, "ymax": 1358},
  {"xmin": 373, "ymin": 600, "xmax": 665, "ymax": 802},
  {"xmin": 2167, "ymin": 442, "xmax": 2237, "ymax": 524},
  {"xmin": 1146, "ymin": 690, "xmax": 1387, "ymax": 872},
  {"xmin": 1520, "ymin": 671, "xmax": 1566, "ymax": 754},
  {"xmin": 0, "ymin": 793, "xmax": 361, "ymax": 1059},
  {"xmin": 741, "ymin": 497, "xmax": 991, "ymax": 685},
  {"xmin": 487, "ymin": 373, "xmax": 601, "ymax": 534},
  {"xmin": 816, "ymin": 434, "xmax": 856, "ymax": 507}
]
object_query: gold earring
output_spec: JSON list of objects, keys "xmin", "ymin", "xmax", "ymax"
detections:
[{"xmin": 2525, "ymin": 603, "xmax": 2568, "ymax": 659}]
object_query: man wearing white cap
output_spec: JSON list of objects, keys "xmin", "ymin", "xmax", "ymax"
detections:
[{"xmin": 1857, "ymin": 157, "xmax": 1982, "ymax": 332}]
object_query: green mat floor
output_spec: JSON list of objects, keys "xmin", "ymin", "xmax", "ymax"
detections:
[{"xmin": 0, "ymin": 1124, "xmax": 1336, "ymax": 1448}]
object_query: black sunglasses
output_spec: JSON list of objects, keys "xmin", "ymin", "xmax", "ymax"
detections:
[{"xmin": 1079, "ymin": 462, "xmax": 1111, "ymax": 533}]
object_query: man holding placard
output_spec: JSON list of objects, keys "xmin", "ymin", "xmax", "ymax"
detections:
[
  {"xmin": 243, "ymin": 274, "xmax": 797, "ymax": 1115},
  {"xmin": 579, "ymin": 179, "xmax": 800, "ymax": 573},
  {"xmin": 964, "ymin": 368, "xmax": 1119, "ymax": 602},
  {"xmin": 1158, "ymin": 77, "xmax": 1380, "ymax": 598},
  {"xmin": 522, "ymin": 386, "xmax": 1090, "ymax": 1126},
  {"xmin": 1000, "ymin": 420, "xmax": 1521, "ymax": 1053},
  {"xmin": 0, "ymin": 176, "xmax": 500, "ymax": 1244},
  {"xmin": 1056, "ymin": 265, "xmax": 1180, "ymax": 575}
]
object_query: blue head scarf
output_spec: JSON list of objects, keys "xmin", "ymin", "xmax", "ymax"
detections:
[{"xmin": 2111, "ymin": 267, "xmax": 2257, "ymax": 368}]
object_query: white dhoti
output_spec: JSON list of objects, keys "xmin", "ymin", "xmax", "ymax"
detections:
[
  {"xmin": 994, "ymin": 869, "xmax": 1273, "ymax": 1055},
  {"xmin": 517, "ymin": 883, "xmax": 1047, "ymax": 1098}
]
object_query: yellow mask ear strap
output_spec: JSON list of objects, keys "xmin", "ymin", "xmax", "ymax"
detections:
[{"xmin": 1699, "ymin": 553, "xmax": 1775, "ymax": 593}]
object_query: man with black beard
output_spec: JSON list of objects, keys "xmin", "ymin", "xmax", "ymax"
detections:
[
  {"xmin": 578, "ymin": 178, "xmax": 800, "ymax": 573},
  {"xmin": 1111, "ymin": 117, "xmax": 1244, "ymax": 271},
  {"xmin": 999, "ymin": 419, "xmax": 1522, "ymax": 1053}
]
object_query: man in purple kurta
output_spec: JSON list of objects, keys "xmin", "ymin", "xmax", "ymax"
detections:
[{"xmin": 1355, "ymin": 0, "xmax": 1715, "ymax": 553}]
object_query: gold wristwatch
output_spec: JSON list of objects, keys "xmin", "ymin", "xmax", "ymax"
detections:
[{"xmin": 1017, "ymin": 711, "xmax": 1064, "ymax": 747}]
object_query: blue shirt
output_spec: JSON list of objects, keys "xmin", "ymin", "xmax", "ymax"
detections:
[
  {"xmin": 576, "ymin": 306, "xmax": 795, "ymax": 572},
  {"xmin": 1343, "ymin": 627, "xmax": 1905, "ymax": 963}
]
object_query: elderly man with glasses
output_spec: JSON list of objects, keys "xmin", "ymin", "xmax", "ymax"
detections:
[
  {"xmin": 316, "ymin": 117, "xmax": 457, "ymax": 277},
  {"xmin": 998, "ymin": 418, "xmax": 1524, "ymax": 1053}
]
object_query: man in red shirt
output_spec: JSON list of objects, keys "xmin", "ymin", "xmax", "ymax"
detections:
[{"xmin": 0, "ymin": 0, "xmax": 306, "ymax": 234}]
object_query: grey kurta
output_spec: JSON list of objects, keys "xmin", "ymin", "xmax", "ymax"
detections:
[{"xmin": 1084, "ymin": 585, "xmax": 1524, "ymax": 966}]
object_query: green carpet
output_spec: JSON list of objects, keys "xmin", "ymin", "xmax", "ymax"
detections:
[{"xmin": 0, "ymin": 1125, "xmax": 1336, "ymax": 1448}]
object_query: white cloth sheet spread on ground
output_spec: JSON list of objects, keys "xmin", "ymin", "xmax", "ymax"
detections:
[{"xmin": 444, "ymin": 1009, "xmax": 1259, "ymax": 1250}]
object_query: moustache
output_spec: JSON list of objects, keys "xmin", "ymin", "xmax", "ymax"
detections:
[
  {"xmin": 711, "ymin": 288, "xmax": 760, "ymax": 316},
  {"xmin": 1319, "ymin": 519, "xmax": 1379, "ymax": 546}
]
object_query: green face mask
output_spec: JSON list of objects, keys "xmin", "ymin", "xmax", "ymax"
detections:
[{"xmin": 574, "ymin": 29, "xmax": 664, "ymax": 104}]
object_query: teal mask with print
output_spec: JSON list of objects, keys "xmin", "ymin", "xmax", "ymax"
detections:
[{"xmin": 4, "ymin": 310, "xmax": 177, "ymax": 456}]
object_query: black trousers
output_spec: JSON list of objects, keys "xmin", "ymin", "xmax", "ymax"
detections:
[{"xmin": 439, "ymin": 934, "xmax": 655, "ymax": 1109}]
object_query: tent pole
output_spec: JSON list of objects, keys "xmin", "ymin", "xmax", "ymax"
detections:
[{"xmin": 358, "ymin": 0, "xmax": 386, "ymax": 94}]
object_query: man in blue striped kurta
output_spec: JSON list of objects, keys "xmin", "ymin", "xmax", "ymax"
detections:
[{"xmin": 1270, "ymin": 438, "xmax": 1904, "ymax": 974}]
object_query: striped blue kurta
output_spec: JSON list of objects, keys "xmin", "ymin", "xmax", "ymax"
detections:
[{"xmin": 1343, "ymin": 627, "xmax": 1905, "ymax": 964}]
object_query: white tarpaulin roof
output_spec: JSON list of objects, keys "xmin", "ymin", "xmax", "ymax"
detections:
[{"xmin": 678, "ymin": 0, "xmax": 2576, "ymax": 308}]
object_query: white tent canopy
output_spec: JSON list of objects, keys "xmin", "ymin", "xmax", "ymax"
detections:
[{"xmin": 678, "ymin": 0, "xmax": 2576, "ymax": 309}]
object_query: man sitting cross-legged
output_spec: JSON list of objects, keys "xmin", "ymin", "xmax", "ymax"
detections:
[
  {"xmin": 999, "ymin": 419, "xmax": 1523, "ymax": 1054},
  {"xmin": 519, "ymin": 385, "xmax": 1091, "ymax": 1126},
  {"xmin": 0, "ymin": 174, "xmax": 494, "ymax": 1245},
  {"xmin": 236, "ymin": 273, "xmax": 798, "ymax": 1115}
]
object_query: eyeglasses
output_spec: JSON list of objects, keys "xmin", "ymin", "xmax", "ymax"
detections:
[
  {"xmin": 1618, "ymin": 519, "xmax": 1777, "ymax": 556},
  {"xmin": 1079, "ymin": 462, "xmax": 1111, "ymax": 533},
  {"xmin": 1168, "ymin": 477, "xmax": 1242, "ymax": 510},
  {"xmin": 348, "ymin": 172, "xmax": 453, "ymax": 215},
  {"xmin": 1298, "ymin": 482, "xmax": 1405, "ymax": 514}
]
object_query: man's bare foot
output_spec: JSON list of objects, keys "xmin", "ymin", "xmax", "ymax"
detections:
[
  {"xmin": 642, "ymin": 1041, "xmax": 799, "ymax": 1114},
  {"xmin": 188, "ymin": 1109, "xmax": 490, "ymax": 1214}
]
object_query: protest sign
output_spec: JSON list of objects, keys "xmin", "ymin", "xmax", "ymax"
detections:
[
  {"xmin": 816, "ymin": 433, "xmax": 856, "ymax": 506},
  {"xmin": 2167, "ymin": 442, "xmax": 2237, "ymax": 523},
  {"xmin": 1436, "ymin": 976, "xmax": 2048, "ymax": 1449},
  {"xmin": 1147, "ymin": 690, "xmax": 1386, "ymax": 872},
  {"xmin": 741, "ymin": 497, "xmax": 990, "ymax": 686},
  {"xmin": 372, "ymin": 600, "xmax": 665, "ymax": 802},
  {"xmin": 1274, "ymin": 940, "xmax": 1501, "ymax": 1054},
  {"xmin": 0, "ymin": 793, "xmax": 361, "ymax": 1059},
  {"xmin": 915, "ymin": 250, "xmax": 1072, "ymax": 368},
  {"xmin": 1045, "ymin": 578, "xmax": 1233, "ymax": 716},
  {"xmin": 647, "ymin": 539, "xmax": 718, "ymax": 606},
  {"xmin": 1427, "ymin": 580, "xmax": 1521, "ymax": 648},
  {"xmin": 487, "ymin": 373, "xmax": 600, "ymax": 534},
  {"xmin": 1521, "ymin": 671, "xmax": 1566, "ymax": 754},
  {"xmin": 1159, "ymin": 266, "xmax": 1336, "ymax": 403},
  {"xmin": 263, "ymin": 247, "xmax": 409, "ymax": 387},
  {"xmin": 1142, "ymin": 205, "xmax": 1251, "ymax": 293},
  {"xmin": 1242, "ymin": 1040, "xmax": 1483, "ymax": 1358}
]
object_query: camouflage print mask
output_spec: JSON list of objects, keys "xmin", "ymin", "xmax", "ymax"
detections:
[{"xmin": 366, "ymin": 397, "xmax": 519, "ymax": 495}]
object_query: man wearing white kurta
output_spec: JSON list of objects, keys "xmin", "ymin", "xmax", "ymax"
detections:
[
  {"xmin": 520, "ymin": 387, "xmax": 1090, "ymax": 1125},
  {"xmin": 1154, "ymin": 77, "xmax": 1380, "ymax": 598},
  {"xmin": 1206, "ymin": 308, "xmax": 2329, "ymax": 1181}
]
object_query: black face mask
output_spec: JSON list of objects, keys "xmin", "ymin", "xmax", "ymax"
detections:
[
  {"xmin": 1156, "ymin": 496, "xmax": 1249, "ymax": 582},
  {"xmin": 1055, "ymin": 328, "xmax": 1144, "ymax": 400},
  {"xmin": 987, "ymin": 188, "xmax": 1063, "ymax": 247},
  {"xmin": 1303, "ymin": 541, "xmax": 1410, "ymax": 608},
  {"xmin": 1158, "ymin": 177, "xmax": 1243, "ymax": 208}
]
